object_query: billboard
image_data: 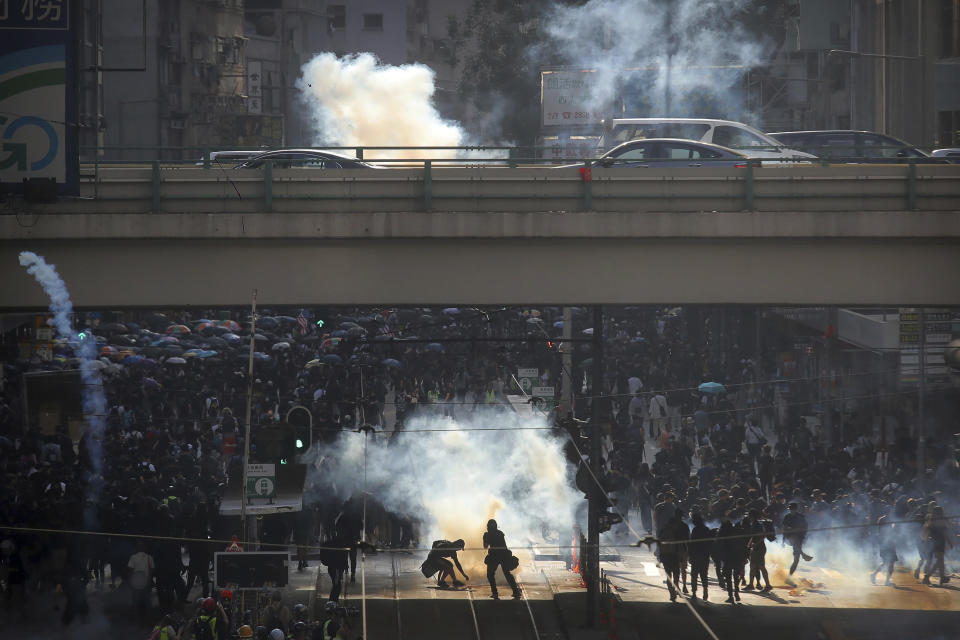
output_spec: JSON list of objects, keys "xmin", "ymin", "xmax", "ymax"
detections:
[{"xmin": 0, "ymin": 0, "xmax": 78, "ymax": 195}]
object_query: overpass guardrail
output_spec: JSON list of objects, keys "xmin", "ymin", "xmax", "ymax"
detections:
[{"xmin": 22, "ymin": 153, "xmax": 960, "ymax": 215}]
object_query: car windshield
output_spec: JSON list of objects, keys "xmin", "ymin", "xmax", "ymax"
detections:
[{"xmin": 861, "ymin": 134, "xmax": 924, "ymax": 158}]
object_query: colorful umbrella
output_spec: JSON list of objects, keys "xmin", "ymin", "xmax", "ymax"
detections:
[
  {"xmin": 166, "ymin": 325, "xmax": 191, "ymax": 335},
  {"xmin": 218, "ymin": 320, "xmax": 242, "ymax": 332},
  {"xmin": 698, "ymin": 382, "xmax": 726, "ymax": 394}
]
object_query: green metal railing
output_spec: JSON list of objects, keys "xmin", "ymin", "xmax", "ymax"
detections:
[{"xmin": 71, "ymin": 146, "xmax": 959, "ymax": 215}]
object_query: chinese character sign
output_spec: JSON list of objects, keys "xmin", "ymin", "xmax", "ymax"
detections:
[{"xmin": 541, "ymin": 70, "xmax": 603, "ymax": 127}]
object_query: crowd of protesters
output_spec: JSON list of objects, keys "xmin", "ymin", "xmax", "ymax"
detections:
[{"xmin": 0, "ymin": 304, "xmax": 957, "ymax": 633}]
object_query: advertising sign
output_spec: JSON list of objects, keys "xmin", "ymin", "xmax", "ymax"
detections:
[
  {"xmin": 0, "ymin": 0, "xmax": 78, "ymax": 194},
  {"xmin": 541, "ymin": 70, "xmax": 603, "ymax": 127}
]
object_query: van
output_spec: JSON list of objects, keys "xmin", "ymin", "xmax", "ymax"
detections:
[{"xmin": 597, "ymin": 118, "xmax": 817, "ymax": 160}]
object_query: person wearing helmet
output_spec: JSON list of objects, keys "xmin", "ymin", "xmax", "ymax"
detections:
[
  {"xmin": 290, "ymin": 621, "xmax": 308, "ymax": 640},
  {"xmin": 320, "ymin": 601, "xmax": 347, "ymax": 640},
  {"xmin": 269, "ymin": 629, "xmax": 285, "ymax": 640},
  {"xmin": 182, "ymin": 596, "xmax": 228, "ymax": 640},
  {"xmin": 292, "ymin": 602, "xmax": 308, "ymax": 623},
  {"xmin": 237, "ymin": 625, "xmax": 254, "ymax": 639}
]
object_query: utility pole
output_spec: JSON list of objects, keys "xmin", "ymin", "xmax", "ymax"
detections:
[
  {"xmin": 916, "ymin": 307, "xmax": 926, "ymax": 474},
  {"xmin": 240, "ymin": 290, "xmax": 258, "ymax": 546},
  {"xmin": 587, "ymin": 306, "xmax": 603, "ymax": 627},
  {"xmin": 560, "ymin": 307, "xmax": 574, "ymax": 417}
]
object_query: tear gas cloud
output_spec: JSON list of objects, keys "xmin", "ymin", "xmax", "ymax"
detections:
[
  {"xmin": 298, "ymin": 53, "xmax": 466, "ymax": 160},
  {"xmin": 304, "ymin": 408, "xmax": 579, "ymax": 574},
  {"xmin": 542, "ymin": 0, "xmax": 765, "ymax": 118},
  {"xmin": 18, "ymin": 252, "xmax": 107, "ymax": 524}
]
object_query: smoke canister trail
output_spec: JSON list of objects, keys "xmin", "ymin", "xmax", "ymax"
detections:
[
  {"xmin": 306, "ymin": 409, "xmax": 580, "ymax": 581},
  {"xmin": 18, "ymin": 252, "xmax": 107, "ymax": 527},
  {"xmin": 297, "ymin": 52, "xmax": 465, "ymax": 160}
]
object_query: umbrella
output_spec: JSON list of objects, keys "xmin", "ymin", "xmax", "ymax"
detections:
[
  {"xmin": 305, "ymin": 358, "xmax": 324, "ymax": 369},
  {"xmin": 526, "ymin": 317, "xmax": 543, "ymax": 324},
  {"xmin": 197, "ymin": 350, "xmax": 218, "ymax": 359},
  {"xmin": 257, "ymin": 317, "xmax": 279, "ymax": 330},
  {"xmin": 122, "ymin": 355, "xmax": 148, "ymax": 366},
  {"xmin": 145, "ymin": 313, "xmax": 170, "ymax": 330},
  {"xmin": 202, "ymin": 336, "xmax": 228, "ymax": 349},
  {"xmin": 99, "ymin": 345, "xmax": 118, "ymax": 357},
  {"xmin": 580, "ymin": 358, "xmax": 594, "ymax": 369},
  {"xmin": 372, "ymin": 334, "xmax": 393, "ymax": 342},
  {"xmin": 443, "ymin": 307, "xmax": 461, "ymax": 315},
  {"xmin": 142, "ymin": 377, "xmax": 161, "ymax": 389},
  {"xmin": 382, "ymin": 358, "xmax": 402, "ymax": 369},
  {"xmin": 331, "ymin": 329, "xmax": 348, "ymax": 338},
  {"xmin": 166, "ymin": 325, "xmax": 191, "ymax": 335},
  {"xmin": 99, "ymin": 322, "xmax": 128, "ymax": 334},
  {"xmin": 194, "ymin": 322, "xmax": 217, "ymax": 334},
  {"xmin": 222, "ymin": 333, "xmax": 242, "ymax": 346},
  {"xmin": 698, "ymin": 382, "xmax": 726, "ymax": 394},
  {"xmin": 108, "ymin": 334, "xmax": 137, "ymax": 346},
  {"xmin": 320, "ymin": 337, "xmax": 342, "ymax": 349},
  {"xmin": 425, "ymin": 343, "xmax": 445, "ymax": 352},
  {"xmin": 253, "ymin": 333, "xmax": 269, "ymax": 343},
  {"xmin": 276, "ymin": 316, "xmax": 298, "ymax": 326},
  {"xmin": 165, "ymin": 357, "xmax": 187, "ymax": 365},
  {"xmin": 271, "ymin": 341, "xmax": 291, "ymax": 352},
  {"xmin": 582, "ymin": 328, "xmax": 594, "ymax": 336},
  {"xmin": 553, "ymin": 320, "xmax": 564, "ymax": 328},
  {"xmin": 346, "ymin": 327, "xmax": 366, "ymax": 338},
  {"xmin": 339, "ymin": 321, "xmax": 361, "ymax": 330},
  {"xmin": 321, "ymin": 354, "xmax": 343, "ymax": 365},
  {"xmin": 253, "ymin": 352, "xmax": 272, "ymax": 362},
  {"xmin": 218, "ymin": 320, "xmax": 242, "ymax": 332}
]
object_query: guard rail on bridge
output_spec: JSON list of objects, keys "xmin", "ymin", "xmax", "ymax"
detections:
[{"xmin": 56, "ymin": 160, "xmax": 959, "ymax": 215}]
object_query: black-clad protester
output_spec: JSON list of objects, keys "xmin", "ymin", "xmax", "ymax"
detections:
[
  {"xmin": 483, "ymin": 519, "xmax": 522, "ymax": 600},
  {"xmin": 687, "ymin": 511, "xmax": 713, "ymax": 601}
]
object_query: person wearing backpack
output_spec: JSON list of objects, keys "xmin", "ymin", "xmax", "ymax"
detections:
[
  {"xmin": 149, "ymin": 613, "xmax": 179, "ymax": 640},
  {"xmin": 183, "ymin": 597, "xmax": 226, "ymax": 640}
]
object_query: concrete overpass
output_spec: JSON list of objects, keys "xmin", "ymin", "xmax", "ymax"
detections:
[{"xmin": 1, "ymin": 163, "xmax": 959, "ymax": 309}]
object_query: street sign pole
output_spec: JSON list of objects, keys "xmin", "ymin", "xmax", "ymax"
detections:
[{"xmin": 240, "ymin": 290, "xmax": 258, "ymax": 546}]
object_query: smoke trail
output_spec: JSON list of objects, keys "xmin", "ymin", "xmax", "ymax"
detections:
[
  {"xmin": 18, "ymin": 252, "xmax": 107, "ymax": 527},
  {"xmin": 541, "ymin": 0, "xmax": 765, "ymax": 120},
  {"xmin": 305, "ymin": 408, "xmax": 579, "ymax": 577},
  {"xmin": 297, "ymin": 52, "xmax": 466, "ymax": 160}
]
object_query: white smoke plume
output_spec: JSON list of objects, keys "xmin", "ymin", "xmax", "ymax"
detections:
[
  {"xmin": 542, "ymin": 0, "xmax": 766, "ymax": 120},
  {"xmin": 18, "ymin": 251, "xmax": 107, "ymax": 525},
  {"xmin": 297, "ymin": 52, "xmax": 467, "ymax": 161},
  {"xmin": 305, "ymin": 407, "xmax": 579, "ymax": 576}
]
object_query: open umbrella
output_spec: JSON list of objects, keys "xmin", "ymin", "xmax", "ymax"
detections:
[
  {"xmin": 443, "ymin": 307, "xmax": 461, "ymax": 315},
  {"xmin": 582, "ymin": 328, "xmax": 594, "ymax": 336},
  {"xmin": 257, "ymin": 316, "xmax": 279, "ymax": 330},
  {"xmin": 166, "ymin": 325, "xmax": 191, "ymax": 335},
  {"xmin": 321, "ymin": 354, "xmax": 343, "ymax": 365},
  {"xmin": 382, "ymin": 358, "xmax": 402, "ymax": 369},
  {"xmin": 271, "ymin": 341, "xmax": 290, "ymax": 352},
  {"xmin": 320, "ymin": 337, "xmax": 342, "ymax": 349},
  {"xmin": 526, "ymin": 317, "xmax": 543, "ymax": 324},
  {"xmin": 698, "ymin": 382, "xmax": 726, "ymax": 394},
  {"xmin": 99, "ymin": 322, "xmax": 129, "ymax": 334},
  {"xmin": 553, "ymin": 320, "xmax": 564, "ymax": 328},
  {"xmin": 218, "ymin": 319, "xmax": 242, "ymax": 332},
  {"xmin": 194, "ymin": 322, "xmax": 217, "ymax": 334},
  {"xmin": 425, "ymin": 343, "xmax": 445, "ymax": 353},
  {"xmin": 305, "ymin": 358, "xmax": 323, "ymax": 369},
  {"xmin": 164, "ymin": 357, "xmax": 187, "ymax": 365},
  {"xmin": 222, "ymin": 333, "xmax": 242, "ymax": 346},
  {"xmin": 99, "ymin": 345, "xmax": 118, "ymax": 357},
  {"xmin": 331, "ymin": 329, "xmax": 348, "ymax": 338}
]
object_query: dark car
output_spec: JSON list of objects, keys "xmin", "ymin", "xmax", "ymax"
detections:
[
  {"xmin": 558, "ymin": 138, "xmax": 751, "ymax": 169},
  {"xmin": 235, "ymin": 149, "xmax": 378, "ymax": 169},
  {"xmin": 766, "ymin": 130, "xmax": 947, "ymax": 164}
]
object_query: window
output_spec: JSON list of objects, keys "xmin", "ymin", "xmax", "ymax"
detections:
[
  {"xmin": 611, "ymin": 143, "xmax": 651, "ymax": 160},
  {"xmin": 327, "ymin": 5, "xmax": 346, "ymax": 31},
  {"xmin": 363, "ymin": 13, "xmax": 383, "ymax": 31},
  {"xmin": 713, "ymin": 126, "xmax": 769, "ymax": 149}
]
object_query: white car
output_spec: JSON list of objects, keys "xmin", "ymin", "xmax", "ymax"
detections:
[
  {"xmin": 597, "ymin": 117, "xmax": 817, "ymax": 160},
  {"xmin": 932, "ymin": 148, "xmax": 960, "ymax": 163}
]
